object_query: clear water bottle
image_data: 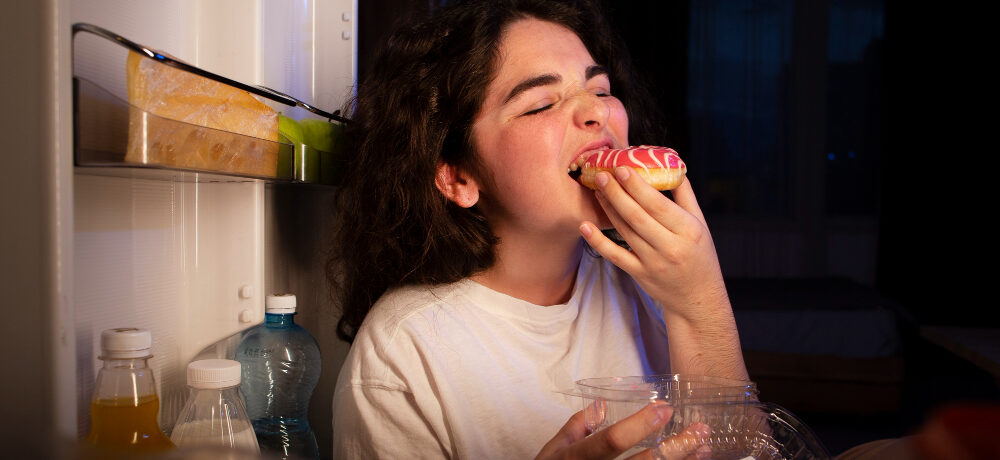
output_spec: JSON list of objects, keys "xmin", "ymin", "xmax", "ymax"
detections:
[
  {"xmin": 170, "ymin": 359, "xmax": 260, "ymax": 453},
  {"xmin": 85, "ymin": 328, "xmax": 174, "ymax": 452},
  {"xmin": 236, "ymin": 294, "xmax": 321, "ymax": 459}
]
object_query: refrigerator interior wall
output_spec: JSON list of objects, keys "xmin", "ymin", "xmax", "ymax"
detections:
[
  {"xmin": 70, "ymin": 0, "xmax": 357, "ymax": 446},
  {"xmin": 265, "ymin": 183, "xmax": 349, "ymax": 457},
  {"xmin": 74, "ymin": 173, "xmax": 265, "ymax": 435}
]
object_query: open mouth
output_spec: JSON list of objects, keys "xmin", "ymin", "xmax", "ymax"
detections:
[{"xmin": 567, "ymin": 142, "xmax": 613, "ymax": 179}]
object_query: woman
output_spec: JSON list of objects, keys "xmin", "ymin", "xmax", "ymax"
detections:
[{"xmin": 330, "ymin": 0, "xmax": 747, "ymax": 457}]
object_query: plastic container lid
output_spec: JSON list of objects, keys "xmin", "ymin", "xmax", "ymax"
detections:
[
  {"xmin": 658, "ymin": 401, "xmax": 832, "ymax": 459},
  {"xmin": 186, "ymin": 359, "xmax": 242, "ymax": 389},
  {"xmin": 265, "ymin": 294, "xmax": 297, "ymax": 314},
  {"xmin": 561, "ymin": 374, "xmax": 760, "ymax": 449},
  {"xmin": 100, "ymin": 328, "xmax": 152, "ymax": 359}
]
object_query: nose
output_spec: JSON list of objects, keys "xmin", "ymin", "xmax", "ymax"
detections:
[{"xmin": 572, "ymin": 92, "xmax": 610, "ymax": 130}]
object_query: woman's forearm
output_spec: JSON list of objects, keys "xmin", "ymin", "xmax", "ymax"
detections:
[{"xmin": 662, "ymin": 296, "xmax": 749, "ymax": 381}]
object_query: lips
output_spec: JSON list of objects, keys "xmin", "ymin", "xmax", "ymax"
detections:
[{"xmin": 568, "ymin": 139, "xmax": 614, "ymax": 173}]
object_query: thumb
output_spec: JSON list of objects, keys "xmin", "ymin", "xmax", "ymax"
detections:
[{"xmin": 573, "ymin": 402, "xmax": 673, "ymax": 459}]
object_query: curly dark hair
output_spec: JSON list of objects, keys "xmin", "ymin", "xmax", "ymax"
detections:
[{"xmin": 330, "ymin": 0, "xmax": 665, "ymax": 343}]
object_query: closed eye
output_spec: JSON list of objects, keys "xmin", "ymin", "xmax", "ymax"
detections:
[{"xmin": 523, "ymin": 103, "xmax": 553, "ymax": 116}]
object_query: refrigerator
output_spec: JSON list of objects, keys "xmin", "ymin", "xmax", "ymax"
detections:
[{"xmin": 0, "ymin": 0, "xmax": 357, "ymax": 457}]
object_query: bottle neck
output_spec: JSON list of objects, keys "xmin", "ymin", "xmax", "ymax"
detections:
[
  {"xmin": 101, "ymin": 356, "xmax": 151, "ymax": 369},
  {"xmin": 184, "ymin": 385, "xmax": 246, "ymax": 409},
  {"xmin": 188, "ymin": 384, "xmax": 240, "ymax": 394},
  {"xmin": 93, "ymin": 356, "xmax": 157, "ymax": 401},
  {"xmin": 265, "ymin": 312, "xmax": 296, "ymax": 327}
]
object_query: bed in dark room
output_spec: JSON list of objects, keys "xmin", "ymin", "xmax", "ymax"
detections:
[{"xmin": 728, "ymin": 277, "xmax": 905, "ymax": 414}]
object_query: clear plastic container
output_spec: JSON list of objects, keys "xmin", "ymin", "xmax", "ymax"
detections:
[
  {"xmin": 563, "ymin": 374, "xmax": 830, "ymax": 459},
  {"xmin": 236, "ymin": 294, "xmax": 321, "ymax": 459},
  {"xmin": 85, "ymin": 328, "xmax": 175, "ymax": 453},
  {"xmin": 569, "ymin": 374, "xmax": 759, "ymax": 438},
  {"xmin": 170, "ymin": 359, "xmax": 260, "ymax": 454},
  {"xmin": 656, "ymin": 401, "xmax": 832, "ymax": 460}
]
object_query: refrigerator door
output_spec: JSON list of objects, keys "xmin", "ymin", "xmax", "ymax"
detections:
[
  {"xmin": 1, "ymin": 0, "xmax": 77, "ymax": 454},
  {"xmin": 1, "ymin": 0, "xmax": 356, "ymax": 456}
]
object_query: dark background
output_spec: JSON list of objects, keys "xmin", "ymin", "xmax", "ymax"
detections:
[{"xmin": 355, "ymin": 0, "xmax": 996, "ymax": 455}]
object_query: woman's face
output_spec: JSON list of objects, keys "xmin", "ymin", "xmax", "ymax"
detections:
[{"xmin": 471, "ymin": 18, "xmax": 629, "ymax": 239}]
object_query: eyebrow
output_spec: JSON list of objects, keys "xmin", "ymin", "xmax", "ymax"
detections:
[
  {"xmin": 502, "ymin": 65, "xmax": 610, "ymax": 105},
  {"xmin": 586, "ymin": 65, "xmax": 609, "ymax": 81}
]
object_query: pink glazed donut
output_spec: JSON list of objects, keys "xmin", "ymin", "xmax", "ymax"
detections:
[{"xmin": 577, "ymin": 145, "xmax": 687, "ymax": 191}]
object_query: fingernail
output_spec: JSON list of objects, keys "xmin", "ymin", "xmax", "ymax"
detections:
[
  {"xmin": 691, "ymin": 422, "xmax": 711, "ymax": 439},
  {"xmin": 579, "ymin": 223, "xmax": 593, "ymax": 237},
  {"xmin": 615, "ymin": 166, "xmax": 630, "ymax": 181},
  {"xmin": 653, "ymin": 404, "xmax": 673, "ymax": 425},
  {"xmin": 596, "ymin": 171, "xmax": 609, "ymax": 188}
]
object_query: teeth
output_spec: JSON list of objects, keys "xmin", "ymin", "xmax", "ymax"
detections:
[{"xmin": 568, "ymin": 145, "xmax": 612, "ymax": 175}]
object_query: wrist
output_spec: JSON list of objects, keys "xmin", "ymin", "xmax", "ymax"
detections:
[
  {"xmin": 659, "ymin": 293, "xmax": 749, "ymax": 380},
  {"xmin": 657, "ymin": 282, "xmax": 732, "ymax": 325}
]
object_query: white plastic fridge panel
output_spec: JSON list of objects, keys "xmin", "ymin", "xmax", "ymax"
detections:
[
  {"xmin": 259, "ymin": 0, "xmax": 359, "ymax": 120},
  {"xmin": 73, "ymin": 174, "xmax": 265, "ymax": 435},
  {"xmin": 71, "ymin": 0, "xmax": 357, "ymax": 120},
  {"xmin": 70, "ymin": 0, "xmax": 259, "ymax": 82},
  {"xmin": 306, "ymin": 0, "xmax": 359, "ymax": 117}
]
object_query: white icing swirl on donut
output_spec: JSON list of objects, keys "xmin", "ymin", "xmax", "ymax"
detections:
[{"xmin": 583, "ymin": 146, "xmax": 685, "ymax": 171}]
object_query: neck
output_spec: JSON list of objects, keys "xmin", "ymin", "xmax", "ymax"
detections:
[
  {"xmin": 473, "ymin": 233, "xmax": 584, "ymax": 306},
  {"xmin": 265, "ymin": 312, "xmax": 295, "ymax": 326}
]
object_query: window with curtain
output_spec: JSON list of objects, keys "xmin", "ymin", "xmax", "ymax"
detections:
[
  {"xmin": 825, "ymin": 0, "xmax": 883, "ymax": 216},
  {"xmin": 687, "ymin": 0, "xmax": 883, "ymax": 218}
]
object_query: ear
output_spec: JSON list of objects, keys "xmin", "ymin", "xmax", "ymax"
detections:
[{"xmin": 434, "ymin": 161, "xmax": 481, "ymax": 208}]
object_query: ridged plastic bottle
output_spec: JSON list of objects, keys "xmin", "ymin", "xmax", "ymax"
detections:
[
  {"xmin": 85, "ymin": 328, "xmax": 174, "ymax": 453},
  {"xmin": 236, "ymin": 294, "xmax": 321, "ymax": 459},
  {"xmin": 170, "ymin": 359, "xmax": 260, "ymax": 453}
]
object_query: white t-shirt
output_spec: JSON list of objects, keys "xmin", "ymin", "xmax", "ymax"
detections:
[{"xmin": 332, "ymin": 252, "xmax": 671, "ymax": 459}]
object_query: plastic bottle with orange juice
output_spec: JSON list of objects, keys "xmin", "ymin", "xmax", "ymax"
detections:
[{"xmin": 85, "ymin": 328, "xmax": 174, "ymax": 452}]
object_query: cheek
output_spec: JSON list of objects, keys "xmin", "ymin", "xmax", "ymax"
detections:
[
  {"xmin": 608, "ymin": 99, "xmax": 630, "ymax": 144},
  {"xmin": 471, "ymin": 126, "xmax": 543, "ymax": 197},
  {"xmin": 491, "ymin": 122, "xmax": 562, "ymax": 170}
]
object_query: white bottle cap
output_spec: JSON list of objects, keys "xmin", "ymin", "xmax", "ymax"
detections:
[
  {"xmin": 265, "ymin": 294, "xmax": 297, "ymax": 314},
  {"xmin": 100, "ymin": 328, "xmax": 152, "ymax": 359},
  {"xmin": 186, "ymin": 359, "xmax": 241, "ymax": 389}
]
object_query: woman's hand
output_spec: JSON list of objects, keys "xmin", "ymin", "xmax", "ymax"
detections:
[
  {"xmin": 579, "ymin": 167, "xmax": 748, "ymax": 379},
  {"xmin": 579, "ymin": 168, "xmax": 727, "ymax": 323},
  {"xmin": 535, "ymin": 402, "xmax": 711, "ymax": 460}
]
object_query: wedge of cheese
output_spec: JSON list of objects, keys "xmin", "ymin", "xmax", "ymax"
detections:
[{"xmin": 125, "ymin": 51, "xmax": 280, "ymax": 177}]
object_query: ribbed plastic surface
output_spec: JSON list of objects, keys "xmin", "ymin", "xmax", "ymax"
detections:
[
  {"xmin": 100, "ymin": 328, "xmax": 152, "ymax": 359},
  {"xmin": 186, "ymin": 359, "xmax": 241, "ymax": 389}
]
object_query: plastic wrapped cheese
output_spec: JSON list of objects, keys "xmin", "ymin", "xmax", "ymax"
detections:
[{"xmin": 125, "ymin": 51, "xmax": 280, "ymax": 177}]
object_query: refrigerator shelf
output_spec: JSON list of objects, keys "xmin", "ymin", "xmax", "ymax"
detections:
[{"xmin": 72, "ymin": 23, "xmax": 346, "ymax": 185}]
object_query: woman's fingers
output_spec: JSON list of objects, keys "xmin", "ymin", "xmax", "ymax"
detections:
[
  {"xmin": 667, "ymin": 178, "xmax": 707, "ymax": 228},
  {"xmin": 651, "ymin": 422, "xmax": 712, "ymax": 460},
  {"xmin": 535, "ymin": 403, "xmax": 714, "ymax": 460},
  {"xmin": 623, "ymin": 421, "xmax": 713, "ymax": 460},
  {"xmin": 534, "ymin": 402, "xmax": 603, "ymax": 459},
  {"xmin": 595, "ymin": 169, "xmax": 701, "ymax": 244},
  {"xmin": 570, "ymin": 403, "xmax": 673, "ymax": 460},
  {"xmin": 595, "ymin": 191, "xmax": 656, "ymax": 255},
  {"xmin": 579, "ymin": 221, "xmax": 643, "ymax": 274}
]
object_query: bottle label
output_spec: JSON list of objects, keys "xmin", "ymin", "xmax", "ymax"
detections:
[{"xmin": 241, "ymin": 347, "xmax": 275, "ymax": 359}]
